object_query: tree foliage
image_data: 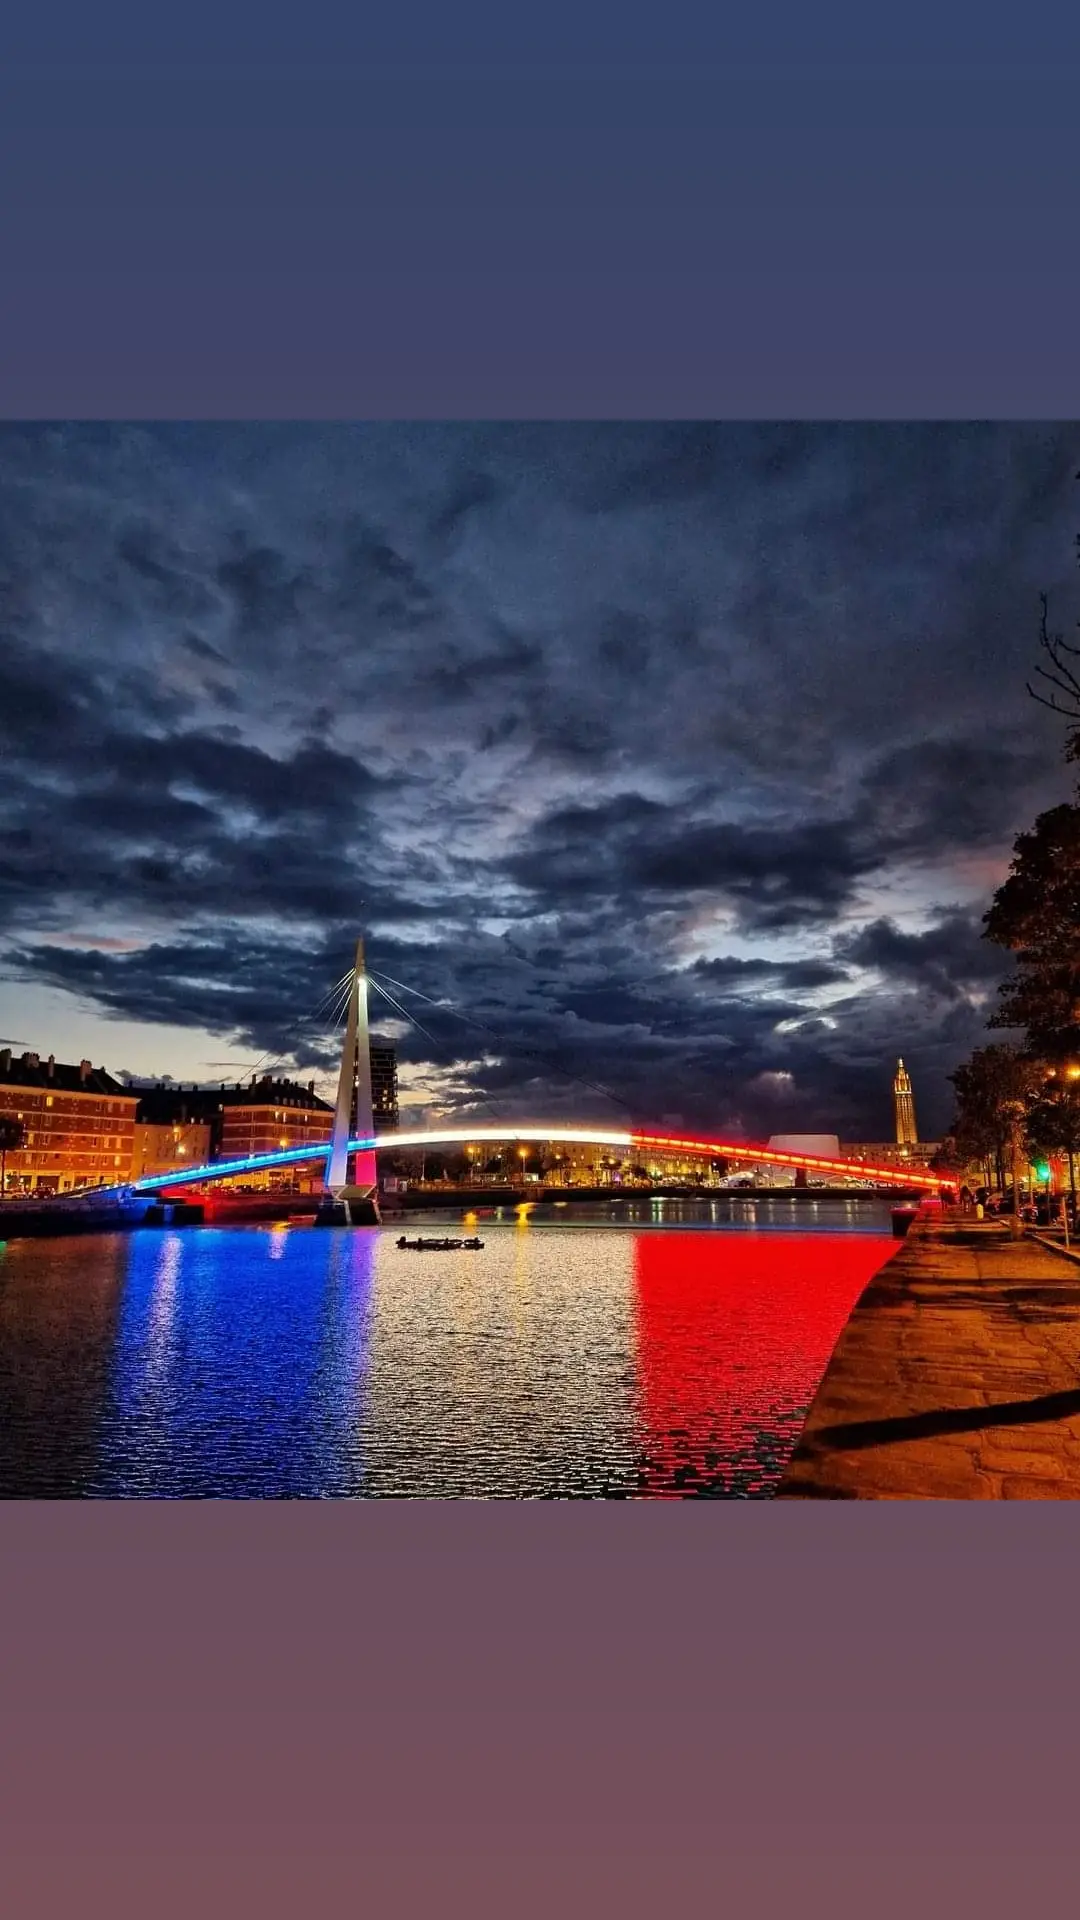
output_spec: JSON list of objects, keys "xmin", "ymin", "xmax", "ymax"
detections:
[
  {"xmin": 984, "ymin": 802, "xmax": 1080, "ymax": 1058},
  {"xmin": 929, "ymin": 1135, "xmax": 966, "ymax": 1175},
  {"xmin": 945, "ymin": 489, "xmax": 1080, "ymax": 1178},
  {"xmin": 949, "ymin": 1045, "xmax": 1042, "ymax": 1159},
  {"xmin": 1026, "ymin": 1081, "xmax": 1080, "ymax": 1162}
]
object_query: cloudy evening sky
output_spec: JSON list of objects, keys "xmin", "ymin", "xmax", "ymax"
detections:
[{"xmin": 1, "ymin": 422, "xmax": 1078, "ymax": 1140}]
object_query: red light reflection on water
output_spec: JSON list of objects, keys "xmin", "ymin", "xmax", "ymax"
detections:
[{"xmin": 633, "ymin": 1231, "xmax": 896, "ymax": 1497}]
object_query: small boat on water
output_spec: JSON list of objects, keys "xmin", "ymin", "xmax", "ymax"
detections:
[{"xmin": 396, "ymin": 1235, "xmax": 485, "ymax": 1251}]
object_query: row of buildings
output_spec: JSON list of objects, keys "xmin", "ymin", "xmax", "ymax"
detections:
[{"xmin": 0, "ymin": 1045, "xmax": 399, "ymax": 1197}]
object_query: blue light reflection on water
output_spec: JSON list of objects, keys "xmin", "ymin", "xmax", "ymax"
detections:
[{"xmin": 93, "ymin": 1226, "xmax": 377, "ymax": 1497}]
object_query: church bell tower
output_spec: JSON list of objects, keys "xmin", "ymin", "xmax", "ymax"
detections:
[{"xmin": 893, "ymin": 1058, "xmax": 917, "ymax": 1148}]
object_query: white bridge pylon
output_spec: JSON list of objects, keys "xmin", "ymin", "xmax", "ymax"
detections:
[{"xmin": 325, "ymin": 936, "xmax": 378, "ymax": 1199}]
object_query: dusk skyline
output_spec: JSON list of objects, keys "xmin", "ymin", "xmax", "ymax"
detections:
[{"xmin": 2, "ymin": 420, "xmax": 1078, "ymax": 1141}]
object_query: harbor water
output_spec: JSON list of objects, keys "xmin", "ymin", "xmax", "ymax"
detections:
[{"xmin": 0, "ymin": 1196, "xmax": 897, "ymax": 1498}]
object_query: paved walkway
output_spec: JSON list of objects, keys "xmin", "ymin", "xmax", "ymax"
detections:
[{"xmin": 777, "ymin": 1217, "xmax": 1080, "ymax": 1498}]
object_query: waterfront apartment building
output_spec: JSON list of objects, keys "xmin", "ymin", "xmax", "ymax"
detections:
[
  {"xmin": 135, "ymin": 1076, "xmax": 334, "ymax": 1190},
  {"xmin": 132, "ymin": 1046, "xmax": 398, "ymax": 1189},
  {"xmin": 132, "ymin": 1119, "xmax": 214, "ymax": 1182},
  {"xmin": 217, "ymin": 1077, "xmax": 334, "ymax": 1172},
  {"xmin": 0, "ymin": 1048, "xmax": 138, "ymax": 1196}
]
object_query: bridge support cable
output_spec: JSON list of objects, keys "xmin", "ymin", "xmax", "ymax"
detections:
[
  {"xmin": 367, "ymin": 969, "xmax": 633, "ymax": 1118},
  {"xmin": 368, "ymin": 976, "xmax": 508, "ymax": 1131},
  {"xmin": 201, "ymin": 969, "xmax": 356, "ymax": 1092}
]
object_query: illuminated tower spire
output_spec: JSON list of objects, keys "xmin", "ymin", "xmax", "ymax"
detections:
[
  {"xmin": 893, "ymin": 1057, "xmax": 917, "ymax": 1147},
  {"xmin": 323, "ymin": 936, "xmax": 380, "ymax": 1222}
]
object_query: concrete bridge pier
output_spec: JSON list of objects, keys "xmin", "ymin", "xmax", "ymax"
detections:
[{"xmin": 314, "ymin": 1187, "xmax": 381, "ymax": 1228}]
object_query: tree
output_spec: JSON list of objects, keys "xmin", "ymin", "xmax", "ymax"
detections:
[
  {"xmin": 988, "ymin": 489, "xmax": 1080, "ymax": 1059},
  {"xmin": 1025, "ymin": 471, "xmax": 1080, "ymax": 737},
  {"xmin": 1026, "ymin": 1078, "xmax": 1080, "ymax": 1204},
  {"xmin": 950, "ymin": 1045, "xmax": 1039, "ymax": 1156},
  {"xmin": 948, "ymin": 1045, "xmax": 1042, "ymax": 1233},
  {"xmin": 929, "ymin": 1135, "xmax": 969, "ymax": 1180},
  {"xmin": 984, "ymin": 802, "xmax": 1080, "ymax": 1060},
  {"xmin": 1027, "ymin": 563, "xmax": 1080, "ymax": 755},
  {"xmin": 947, "ymin": 483, "xmax": 1080, "ymax": 1227},
  {"xmin": 0, "ymin": 1116, "xmax": 25, "ymax": 1200},
  {"xmin": 950, "ymin": 1110, "xmax": 999, "ymax": 1191}
]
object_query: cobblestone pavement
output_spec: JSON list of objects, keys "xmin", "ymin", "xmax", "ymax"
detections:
[{"xmin": 777, "ymin": 1218, "xmax": 1080, "ymax": 1498}]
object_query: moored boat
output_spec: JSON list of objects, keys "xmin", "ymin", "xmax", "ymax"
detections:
[{"xmin": 396, "ymin": 1235, "xmax": 484, "ymax": 1251}]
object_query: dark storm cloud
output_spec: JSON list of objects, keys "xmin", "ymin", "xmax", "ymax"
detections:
[
  {"xmin": 551, "ymin": 423, "xmax": 830, "ymax": 514},
  {"xmin": 0, "ymin": 633, "xmax": 418, "ymax": 935},
  {"xmin": 115, "ymin": 519, "xmax": 221, "ymax": 622},
  {"xmin": 692, "ymin": 955, "xmax": 850, "ymax": 991},
  {"xmin": 840, "ymin": 911, "xmax": 1010, "ymax": 1002},
  {"xmin": 860, "ymin": 737, "xmax": 1049, "ymax": 861},
  {"xmin": 1, "ymin": 422, "xmax": 1078, "ymax": 1137},
  {"xmin": 428, "ymin": 470, "xmax": 500, "ymax": 546},
  {"xmin": 9, "ymin": 932, "xmax": 365, "ymax": 1072},
  {"xmin": 500, "ymin": 727, "xmax": 1050, "ymax": 937},
  {"xmin": 504, "ymin": 794, "xmax": 868, "ymax": 929}
]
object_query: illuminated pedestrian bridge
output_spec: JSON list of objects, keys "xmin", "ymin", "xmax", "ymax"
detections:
[
  {"xmin": 86, "ymin": 938, "xmax": 949, "ymax": 1208},
  {"xmin": 126, "ymin": 1122, "xmax": 948, "ymax": 1196}
]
